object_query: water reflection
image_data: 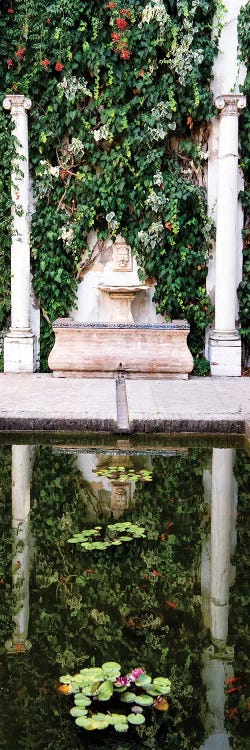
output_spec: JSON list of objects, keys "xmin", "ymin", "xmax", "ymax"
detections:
[
  {"xmin": 5, "ymin": 445, "xmax": 32, "ymax": 654},
  {"xmin": 201, "ymin": 449, "xmax": 237, "ymax": 750},
  {"xmin": 1, "ymin": 440, "xmax": 248, "ymax": 749}
]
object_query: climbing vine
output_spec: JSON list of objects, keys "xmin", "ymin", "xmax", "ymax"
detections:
[
  {"xmin": 238, "ymin": 3, "xmax": 250, "ymax": 369},
  {"xmin": 0, "ymin": 1, "xmax": 221, "ymax": 371}
]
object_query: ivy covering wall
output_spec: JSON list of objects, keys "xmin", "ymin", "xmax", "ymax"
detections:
[{"xmin": 0, "ymin": 0, "xmax": 227, "ymax": 372}]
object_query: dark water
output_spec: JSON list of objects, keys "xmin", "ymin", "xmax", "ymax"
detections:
[{"xmin": 0, "ymin": 437, "xmax": 249, "ymax": 750}]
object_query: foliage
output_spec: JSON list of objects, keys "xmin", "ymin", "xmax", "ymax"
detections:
[
  {"xmin": 0, "ymin": 0, "xmax": 221, "ymax": 370},
  {"xmin": 68, "ymin": 521, "xmax": 146, "ymax": 550},
  {"xmin": 238, "ymin": 4, "xmax": 250, "ymax": 366},
  {"xmin": 59, "ymin": 662, "xmax": 170, "ymax": 732}
]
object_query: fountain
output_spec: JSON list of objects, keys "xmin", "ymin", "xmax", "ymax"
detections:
[{"xmin": 48, "ymin": 235, "xmax": 193, "ymax": 378}]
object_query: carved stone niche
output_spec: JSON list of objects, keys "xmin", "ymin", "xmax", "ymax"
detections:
[{"xmin": 112, "ymin": 235, "xmax": 133, "ymax": 272}]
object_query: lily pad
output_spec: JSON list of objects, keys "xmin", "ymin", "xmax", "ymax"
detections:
[
  {"xmin": 70, "ymin": 707, "xmax": 88, "ymax": 717},
  {"xmin": 120, "ymin": 691, "xmax": 137, "ymax": 703},
  {"xmin": 135, "ymin": 674, "xmax": 152, "ymax": 687},
  {"xmin": 74, "ymin": 695, "xmax": 91, "ymax": 706},
  {"xmin": 128, "ymin": 713, "xmax": 145, "ymax": 725},
  {"xmin": 153, "ymin": 677, "xmax": 171, "ymax": 695},
  {"xmin": 108, "ymin": 714, "xmax": 128, "ymax": 726},
  {"xmin": 114, "ymin": 724, "xmax": 128, "ymax": 732},
  {"xmin": 98, "ymin": 680, "xmax": 113, "ymax": 701},
  {"xmin": 59, "ymin": 674, "xmax": 73, "ymax": 684},
  {"xmin": 135, "ymin": 695, "xmax": 154, "ymax": 707}
]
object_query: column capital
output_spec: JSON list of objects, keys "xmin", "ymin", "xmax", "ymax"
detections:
[
  {"xmin": 215, "ymin": 94, "xmax": 246, "ymax": 116},
  {"xmin": 3, "ymin": 94, "xmax": 32, "ymax": 115}
]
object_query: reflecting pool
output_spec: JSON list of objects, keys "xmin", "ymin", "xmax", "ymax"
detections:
[{"xmin": 0, "ymin": 437, "xmax": 249, "ymax": 749}]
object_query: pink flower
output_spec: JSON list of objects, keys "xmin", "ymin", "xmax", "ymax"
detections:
[
  {"xmin": 115, "ymin": 675, "xmax": 132, "ymax": 687},
  {"xmin": 7, "ymin": 58, "xmax": 13, "ymax": 68},
  {"xmin": 7, "ymin": 8, "xmax": 14, "ymax": 13},
  {"xmin": 130, "ymin": 668, "xmax": 145, "ymax": 680}
]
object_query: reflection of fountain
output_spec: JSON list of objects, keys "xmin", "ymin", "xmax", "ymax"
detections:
[
  {"xmin": 76, "ymin": 451, "xmax": 151, "ymax": 522},
  {"xmin": 5, "ymin": 445, "xmax": 32, "ymax": 653},
  {"xmin": 48, "ymin": 235, "xmax": 193, "ymax": 378},
  {"xmin": 200, "ymin": 449, "xmax": 237, "ymax": 750}
]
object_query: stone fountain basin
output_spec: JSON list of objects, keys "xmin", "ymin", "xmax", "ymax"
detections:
[
  {"xmin": 98, "ymin": 284, "xmax": 148, "ymax": 292},
  {"xmin": 48, "ymin": 319, "xmax": 194, "ymax": 379}
]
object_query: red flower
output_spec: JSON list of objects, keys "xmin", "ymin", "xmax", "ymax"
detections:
[
  {"xmin": 120, "ymin": 48, "xmax": 131, "ymax": 60},
  {"xmin": 106, "ymin": 1, "xmax": 117, "ymax": 6},
  {"xmin": 15, "ymin": 47, "xmax": 26, "ymax": 60},
  {"xmin": 7, "ymin": 7, "xmax": 14, "ymax": 13},
  {"xmin": 121, "ymin": 8, "xmax": 131, "ymax": 16},
  {"xmin": 116, "ymin": 17, "xmax": 128, "ymax": 29},
  {"xmin": 7, "ymin": 58, "xmax": 13, "ymax": 68},
  {"xmin": 46, "ymin": 17, "xmax": 51, "ymax": 23},
  {"xmin": 111, "ymin": 31, "xmax": 121, "ymax": 41},
  {"xmin": 40, "ymin": 58, "xmax": 50, "ymax": 69},
  {"xmin": 55, "ymin": 61, "xmax": 64, "ymax": 71}
]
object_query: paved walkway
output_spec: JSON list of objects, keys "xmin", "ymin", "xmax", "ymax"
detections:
[{"xmin": 0, "ymin": 373, "xmax": 249, "ymax": 435}]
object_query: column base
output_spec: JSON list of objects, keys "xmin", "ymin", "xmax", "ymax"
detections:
[
  {"xmin": 4, "ymin": 332, "xmax": 36, "ymax": 373},
  {"xmin": 5, "ymin": 637, "xmax": 32, "ymax": 653},
  {"xmin": 208, "ymin": 333, "xmax": 241, "ymax": 377}
]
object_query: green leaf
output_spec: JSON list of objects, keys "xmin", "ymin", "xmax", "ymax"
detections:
[
  {"xmin": 70, "ymin": 707, "xmax": 88, "ymax": 717},
  {"xmin": 128, "ymin": 713, "xmax": 145, "ymax": 725},
  {"xmin": 135, "ymin": 695, "xmax": 154, "ymax": 707},
  {"xmin": 97, "ymin": 680, "xmax": 113, "ymax": 701},
  {"xmin": 120, "ymin": 691, "xmax": 137, "ymax": 703}
]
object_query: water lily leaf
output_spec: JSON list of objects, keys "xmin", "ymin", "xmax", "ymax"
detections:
[
  {"xmin": 120, "ymin": 691, "xmax": 137, "ymax": 703},
  {"xmin": 119, "ymin": 536, "xmax": 133, "ymax": 541},
  {"xmin": 109, "ymin": 713, "xmax": 127, "ymax": 725},
  {"xmin": 153, "ymin": 678, "xmax": 171, "ymax": 695},
  {"xmin": 102, "ymin": 661, "xmax": 121, "ymax": 673},
  {"xmin": 75, "ymin": 717, "xmax": 96, "ymax": 730},
  {"xmin": 75, "ymin": 716, "xmax": 109, "ymax": 730},
  {"xmin": 113, "ymin": 684, "xmax": 127, "ymax": 692},
  {"xmin": 74, "ymin": 695, "xmax": 91, "ymax": 706},
  {"xmin": 93, "ymin": 713, "xmax": 108, "ymax": 722},
  {"xmin": 98, "ymin": 680, "xmax": 113, "ymax": 701},
  {"xmin": 128, "ymin": 713, "xmax": 145, "ymax": 725},
  {"xmin": 135, "ymin": 695, "xmax": 154, "ymax": 707},
  {"xmin": 135, "ymin": 674, "xmax": 152, "ymax": 687},
  {"xmin": 59, "ymin": 674, "xmax": 73, "ymax": 684},
  {"xmin": 70, "ymin": 707, "xmax": 88, "ymax": 717},
  {"xmin": 132, "ymin": 706, "xmax": 143, "ymax": 714},
  {"xmin": 111, "ymin": 540, "xmax": 122, "ymax": 545},
  {"xmin": 80, "ymin": 667, "xmax": 105, "ymax": 681},
  {"xmin": 114, "ymin": 724, "xmax": 128, "ymax": 732},
  {"xmin": 146, "ymin": 687, "xmax": 161, "ymax": 697}
]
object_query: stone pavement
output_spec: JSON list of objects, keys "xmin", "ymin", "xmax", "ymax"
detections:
[{"xmin": 0, "ymin": 373, "xmax": 249, "ymax": 435}]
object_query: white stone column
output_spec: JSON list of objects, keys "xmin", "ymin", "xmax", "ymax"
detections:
[
  {"xmin": 5, "ymin": 445, "xmax": 32, "ymax": 653},
  {"xmin": 208, "ymin": 95, "xmax": 246, "ymax": 376},
  {"xmin": 3, "ymin": 95, "xmax": 36, "ymax": 372}
]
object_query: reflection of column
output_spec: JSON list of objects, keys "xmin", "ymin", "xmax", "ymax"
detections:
[
  {"xmin": 211, "ymin": 449, "xmax": 234, "ymax": 642},
  {"xmin": 201, "ymin": 448, "xmax": 238, "ymax": 750},
  {"xmin": 3, "ymin": 95, "xmax": 35, "ymax": 373},
  {"xmin": 5, "ymin": 446, "xmax": 32, "ymax": 653}
]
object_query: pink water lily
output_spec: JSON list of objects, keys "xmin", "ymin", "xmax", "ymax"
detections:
[
  {"xmin": 115, "ymin": 675, "xmax": 132, "ymax": 687},
  {"xmin": 130, "ymin": 668, "xmax": 145, "ymax": 681}
]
